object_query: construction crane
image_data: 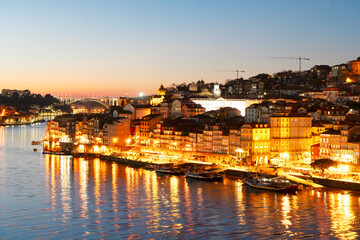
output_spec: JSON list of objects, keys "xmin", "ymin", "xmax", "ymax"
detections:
[
  {"xmin": 215, "ymin": 69, "xmax": 245, "ymax": 79},
  {"xmin": 269, "ymin": 56, "xmax": 310, "ymax": 73}
]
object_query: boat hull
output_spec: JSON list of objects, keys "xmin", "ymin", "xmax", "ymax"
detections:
[
  {"xmin": 243, "ymin": 181, "xmax": 298, "ymax": 194},
  {"xmin": 156, "ymin": 169, "xmax": 184, "ymax": 175},
  {"xmin": 185, "ymin": 172, "xmax": 224, "ymax": 181}
]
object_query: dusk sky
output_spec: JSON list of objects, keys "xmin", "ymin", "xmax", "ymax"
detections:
[{"xmin": 1, "ymin": 0, "xmax": 359, "ymax": 97}]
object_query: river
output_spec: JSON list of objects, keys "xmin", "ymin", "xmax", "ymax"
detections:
[{"xmin": 0, "ymin": 123, "xmax": 360, "ymax": 239}]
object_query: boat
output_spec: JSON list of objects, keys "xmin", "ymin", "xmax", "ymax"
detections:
[
  {"xmin": 185, "ymin": 169, "xmax": 224, "ymax": 181},
  {"xmin": 155, "ymin": 163, "xmax": 186, "ymax": 175},
  {"xmin": 31, "ymin": 140, "xmax": 42, "ymax": 145},
  {"xmin": 243, "ymin": 175, "xmax": 298, "ymax": 194}
]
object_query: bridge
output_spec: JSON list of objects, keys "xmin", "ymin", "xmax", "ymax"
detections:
[{"xmin": 58, "ymin": 96, "xmax": 128, "ymax": 108}]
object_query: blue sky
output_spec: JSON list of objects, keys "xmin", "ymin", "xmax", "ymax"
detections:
[{"xmin": 0, "ymin": 0, "xmax": 359, "ymax": 96}]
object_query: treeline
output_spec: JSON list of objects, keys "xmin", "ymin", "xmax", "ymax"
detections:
[{"xmin": 0, "ymin": 93, "xmax": 59, "ymax": 111}]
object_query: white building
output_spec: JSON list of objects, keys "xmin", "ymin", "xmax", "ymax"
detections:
[
  {"xmin": 245, "ymin": 104, "xmax": 271, "ymax": 123},
  {"xmin": 191, "ymin": 98, "xmax": 261, "ymax": 116}
]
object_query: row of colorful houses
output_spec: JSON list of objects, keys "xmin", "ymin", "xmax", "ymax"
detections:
[{"xmin": 43, "ymin": 99, "xmax": 360, "ymax": 166}]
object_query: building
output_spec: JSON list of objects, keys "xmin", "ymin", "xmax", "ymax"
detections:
[
  {"xmin": 103, "ymin": 118, "xmax": 131, "ymax": 150},
  {"xmin": 309, "ymin": 65, "xmax": 331, "ymax": 79},
  {"xmin": 229, "ymin": 128, "xmax": 241, "ymax": 156},
  {"xmin": 319, "ymin": 105, "xmax": 348, "ymax": 122},
  {"xmin": 211, "ymin": 125, "xmax": 229, "ymax": 154},
  {"xmin": 319, "ymin": 124, "xmax": 360, "ymax": 164},
  {"xmin": 171, "ymin": 100, "xmax": 182, "ymax": 118},
  {"xmin": 245, "ymin": 103, "xmax": 271, "ymax": 123},
  {"xmin": 330, "ymin": 64, "xmax": 347, "ymax": 79},
  {"xmin": 270, "ymin": 113, "xmax": 312, "ymax": 164},
  {"xmin": 139, "ymin": 114, "xmax": 163, "ymax": 145},
  {"xmin": 191, "ymin": 98, "xmax": 261, "ymax": 117},
  {"xmin": 181, "ymin": 103, "xmax": 205, "ymax": 118},
  {"xmin": 124, "ymin": 103, "xmax": 151, "ymax": 119},
  {"xmin": 241, "ymin": 123, "xmax": 270, "ymax": 165},
  {"xmin": 348, "ymin": 57, "xmax": 360, "ymax": 75},
  {"xmin": 1, "ymin": 89, "xmax": 31, "ymax": 97}
]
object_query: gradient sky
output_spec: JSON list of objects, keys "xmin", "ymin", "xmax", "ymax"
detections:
[{"xmin": 0, "ymin": 0, "xmax": 359, "ymax": 97}]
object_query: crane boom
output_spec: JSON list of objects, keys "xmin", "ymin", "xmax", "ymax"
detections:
[
  {"xmin": 215, "ymin": 69, "xmax": 245, "ymax": 79},
  {"xmin": 268, "ymin": 56, "xmax": 310, "ymax": 72}
]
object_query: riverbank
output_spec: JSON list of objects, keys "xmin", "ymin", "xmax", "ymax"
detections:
[
  {"xmin": 0, "ymin": 119, "xmax": 45, "ymax": 126},
  {"xmin": 42, "ymin": 151, "xmax": 360, "ymax": 191},
  {"xmin": 46, "ymin": 151, "xmax": 253, "ymax": 178},
  {"xmin": 311, "ymin": 176, "xmax": 360, "ymax": 191}
]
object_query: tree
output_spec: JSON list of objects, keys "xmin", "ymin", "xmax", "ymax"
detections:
[{"xmin": 310, "ymin": 158, "xmax": 338, "ymax": 177}]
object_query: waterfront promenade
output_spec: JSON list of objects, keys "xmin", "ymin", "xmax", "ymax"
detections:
[{"xmin": 43, "ymin": 149, "xmax": 360, "ymax": 191}]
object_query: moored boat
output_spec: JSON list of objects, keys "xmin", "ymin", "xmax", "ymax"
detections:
[
  {"xmin": 31, "ymin": 140, "xmax": 42, "ymax": 145},
  {"xmin": 185, "ymin": 170, "xmax": 224, "ymax": 181},
  {"xmin": 243, "ymin": 176, "xmax": 298, "ymax": 194},
  {"xmin": 155, "ymin": 163, "xmax": 186, "ymax": 175}
]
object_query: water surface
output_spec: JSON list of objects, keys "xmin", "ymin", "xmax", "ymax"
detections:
[{"xmin": 0, "ymin": 124, "xmax": 360, "ymax": 239}]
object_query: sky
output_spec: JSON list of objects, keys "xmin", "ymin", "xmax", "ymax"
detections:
[{"xmin": 0, "ymin": 0, "xmax": 359, "ymax": 97}]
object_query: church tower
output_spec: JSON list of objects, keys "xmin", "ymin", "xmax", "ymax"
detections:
[{"xmin": 158, "ymin": 84, "xmax": 166, "ymax": 96}]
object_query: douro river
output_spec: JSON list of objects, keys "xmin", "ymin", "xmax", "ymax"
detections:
[{"xmin": 0, "ymin": 123, "xmax": 360, "ymax": 239}]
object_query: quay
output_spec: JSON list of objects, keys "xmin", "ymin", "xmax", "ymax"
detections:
[
  {"xmin": 47, "ymin": 151, "xmax": 254, "ymax": 178},
  {"xmin": 311, "ymin": 176, "xmax": 360, "ymax": 191},
  {"xmin": 0, "ymin": 119, "xmax": 45, "ymax": 126},
  {"xmin": 42, "ymin": 151, "xmax": 360, "ymax": 191}
]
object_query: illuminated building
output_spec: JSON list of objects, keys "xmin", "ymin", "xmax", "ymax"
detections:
[
  {"xmin": 211, "ymin": 126, "xmax": 229, "ymax": 154},
  {"xmin": 44, "ymin": 113, "xmax": 131, "ymax": 153},
  {"xmin": 191, "ymin": 98, "xmax": 261, "ymax": 117},
  {"xmin": 311, "ymin": 122, "xmax": 326, "ymax": 145},
  {"xmin": 103, "ymin": 118, "xmax": 131, "ymax": 150},
  {"xmin": 311, "ymin": 143, "xmax": 320, "ymax": 162},
  {"xmin": 158, "ymin": 84, "xmax": 167, "ymax": 96},
  {"xmin": 150, "ymin": 85, "xmax": 166, "ymax": 106},
  {"xmin": 44, "ymin": 115, "xmax": 84, "ymax": 152},
  {"xmin": 139, "ymin": 114, "xmax": 163, "ymax": 145},
  {"xmin": 181, "ymin": 103, "xmax": 205, "ymax": 118},
  {"xmin": 348, "ymin": 57, "xmax": 360, "ymax": 75},
  {"xmin": 319, "ymin": 124, "xmax": 360, "ymax": 164},
  {"xmin": 124, "ymin": 103, "xmax": 151, "ymax": 119},
  {"xmin": 270, "ymin": 113, "xmax": 312, "ymax": 163},
  {"xmin": 241, "ymin": 123, "xmax": 270, "ymax": 165},
  {"xmin": 150, "ymin": 95, "xmax": 164, "ymax": 106},
  {"xmin": 229, "ymin": 128, "xmax": 241, "ymax": 156},
  {"xmin": 319, "ymin": 105, "xmax": 348, "ymax": 122}
]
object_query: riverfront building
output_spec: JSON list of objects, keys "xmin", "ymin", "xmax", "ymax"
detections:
[
  {"xmin": 270, "ymin": 113, "xmax": 312, "ymax": 164},
  {"xmin": 319, "ymin": 124, "xmax": 360, "ymax": 164}
]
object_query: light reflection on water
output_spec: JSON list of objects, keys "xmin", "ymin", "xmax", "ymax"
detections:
[{"xmin": 0, "ymin": 124, "xmax": 360, "ymax": 239}]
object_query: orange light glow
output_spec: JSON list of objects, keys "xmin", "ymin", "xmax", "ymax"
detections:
[{"xmin": 346, "ymin": 77, "xmax": 353, "ymax": 83}]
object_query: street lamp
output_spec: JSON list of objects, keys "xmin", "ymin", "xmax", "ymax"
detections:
[
  {"xmin": 235, "ymin": 148, "xmax": 245, "ymax": 165},
  {"xmin": 280, "ymin": 152, "xmax": 289, "ymax": 169}
]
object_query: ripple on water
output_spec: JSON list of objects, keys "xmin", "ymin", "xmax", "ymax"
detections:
[{"xmin": 1, "ymin": 124, "xmax": 360, "ymax": 239}]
